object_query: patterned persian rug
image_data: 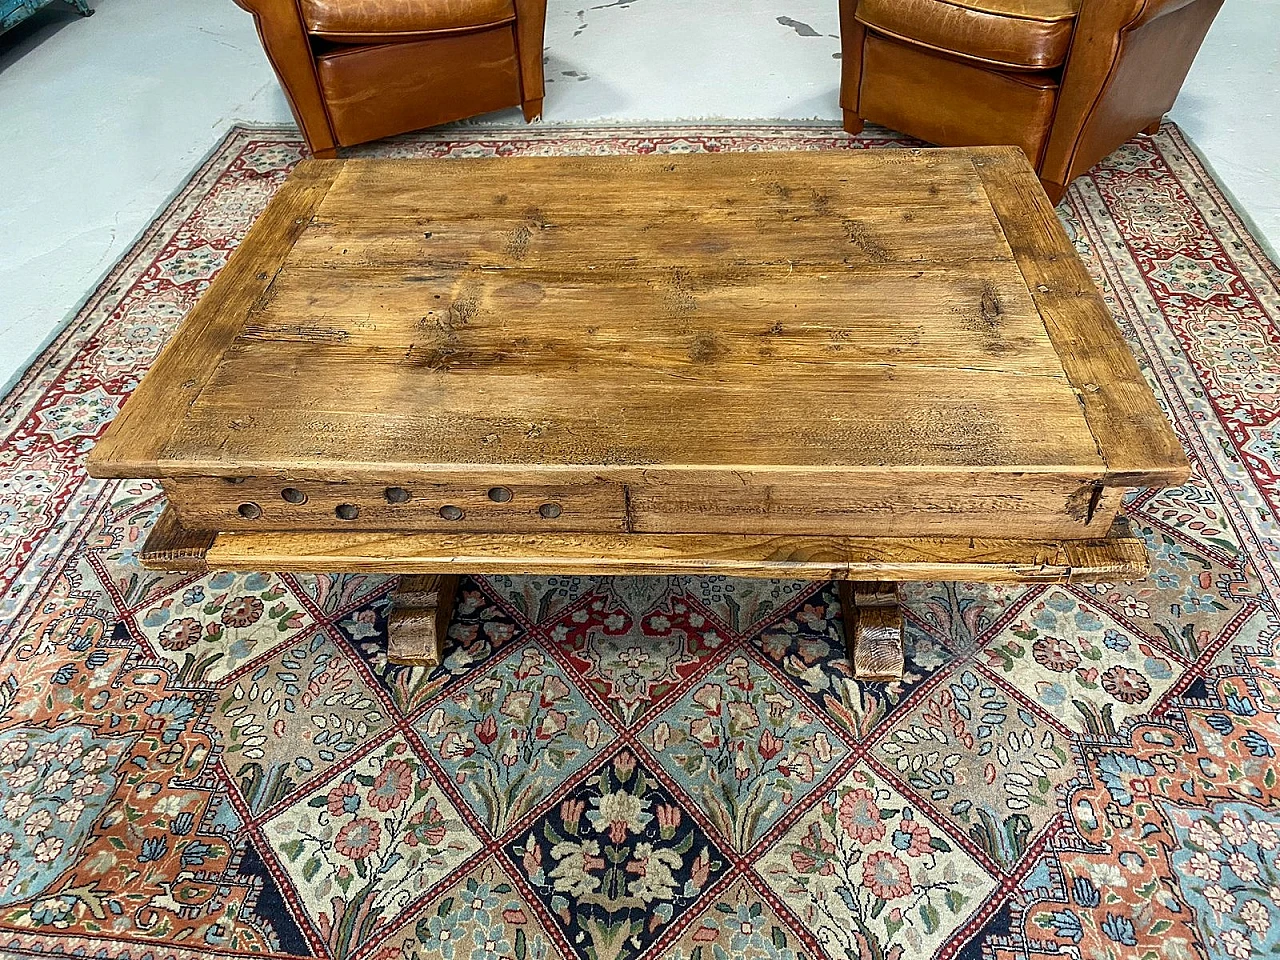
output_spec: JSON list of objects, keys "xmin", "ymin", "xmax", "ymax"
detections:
[{"xmin": 0, "ymin": 122, "xmax": 1277, "ymax": 960}]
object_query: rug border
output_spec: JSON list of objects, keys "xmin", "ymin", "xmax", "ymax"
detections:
[
  {"xmin": 1166, "ymin": 124, "xmax": 1280, "ymax": 265},
  {"xmin": 0, "ymin": 129, "xmax": 250, "ymax": 402}
]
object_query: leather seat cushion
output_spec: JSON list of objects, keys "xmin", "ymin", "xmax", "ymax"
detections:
[
  {"xmin": 301, "ymin": 0, "xmax": 516, "ymax": 41},
  {"xmin": 856, "ymin": 0, "xmax": 1080, "ymax": 70}
]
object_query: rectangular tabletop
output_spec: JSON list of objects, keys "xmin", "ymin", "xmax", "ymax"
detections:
[{"xmin": 88, "ymin": 147, "xmax": 1188, "ymax": 541}]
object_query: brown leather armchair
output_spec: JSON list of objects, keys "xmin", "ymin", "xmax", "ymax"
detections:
[
  {"xmin": 839, "ymin": 0, "xmax": 1223, "ymax": 202},
  {"xmin": 234, "ymin": 0, "xmax": 548, "ymax": 156}
]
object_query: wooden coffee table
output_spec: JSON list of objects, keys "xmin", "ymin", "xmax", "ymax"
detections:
[{"xmin": 87, "ymin": 147, "xmax": 1188, "ymax": 680}]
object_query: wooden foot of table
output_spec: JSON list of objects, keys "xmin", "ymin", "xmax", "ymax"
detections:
[
  {"xmin": 140, "ymin": 505, "xmax": 214, "ymax": 573},
  {"xmin": 839, "ymin": 581, "xmax": 905, "ymax": 681},
  {"xmin": 386, "ymin": 574, "xmax": 460, "ymax": 668}
]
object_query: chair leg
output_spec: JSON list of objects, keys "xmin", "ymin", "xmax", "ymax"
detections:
[
  {"xmin": 1143, "ymin": 118, "xmax": 1163, "ymax": 136},
  {"xmin": 843, "ymin": 109, "xmax": 865, "ymax": 136},
  {"xmin": 311, "ymin": 146, "xmax": 338, "ymax": 159},
  {"xmin": 523, "ymin": 98, "xmax": 544, "ymax": 123}
]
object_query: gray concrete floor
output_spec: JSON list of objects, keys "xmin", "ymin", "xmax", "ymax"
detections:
[{"xmin": 1, "ymin": 0, "xmax": 1276, "ymax": 392}]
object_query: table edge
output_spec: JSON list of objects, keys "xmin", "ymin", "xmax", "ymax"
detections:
[
  {"xmin": 86, "ymin": 147, "xmax": 1190, "ymax": 491},
  {"xmin": 971, "ymin": 147, "xmax": 1191, "ymax": 487}
]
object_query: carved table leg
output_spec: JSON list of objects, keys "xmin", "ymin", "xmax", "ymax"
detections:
[
  {"xmin": 838, "ymin": 581, "xmax": 905, "ymax": 681},
  {"xmin": 387, "ymin": 574, "xmax": 460, "ymax": 668}
]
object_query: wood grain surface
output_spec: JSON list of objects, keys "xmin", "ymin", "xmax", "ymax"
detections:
[
  {"xmin": 972, "ymin": 148, "xmax": 1190, "ymax": 487},
  {"xmin": 88, "ymin": 148, "xmax": 1186, "ymax": 542},
  {"xmin": 159, "ymin": 470, "xmax": 1119, "ymax": 539},
  {"xmin": 194, "ymin": 514, "xmax": 1149, "ymax": 582},
  {"xmin": 88, "ymin": 161, "xmax": 343, "ymax": 476}
]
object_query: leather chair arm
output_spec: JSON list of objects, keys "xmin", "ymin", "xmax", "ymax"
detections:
[
  {"xmin": 512, "ymin": 0, "xmax": 548, "ymax": 110},
  {"xmin": 1039, "ymin": 0, "xmax": 1222, "ymax": 191},
  {"xmin": 233, "ymin": 0, "xmax": 339, "ymax": 155},
  {"xmin": 837, "ymin": 0, "xmax": 867, "ymax": 120}
]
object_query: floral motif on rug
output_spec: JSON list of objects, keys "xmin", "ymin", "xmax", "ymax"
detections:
[{"xmin": 0, "ymin": 122, "xmax": 1277, "ymax": 960}]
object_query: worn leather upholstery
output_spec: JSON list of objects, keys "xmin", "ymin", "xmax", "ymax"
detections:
[
  {"xmin": 300, "ymin": 0, "xmax": 516, "ymax": 41},
  {"xmin": 234, "ymin": 0, "xmax": 546, "ymax": 155},
  {"xmin": 856, "ymin": 0, "xmax": 1079, "ymax": 70},
  {"xmin": 840, "ymin": 0, "xmax": 1223, "ymax": 200},
  {"xmin": 317, "ymin": 30, "xmax": 521, "ymax": 144},
  {"xmin": 860, "ymin": 34, "xmax": 1059, "ymax": 163},
  {"xmin": 1038, "ymin": 0, "xmax": 1224, "ymax": 193}
]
